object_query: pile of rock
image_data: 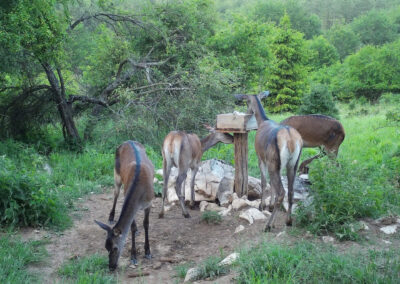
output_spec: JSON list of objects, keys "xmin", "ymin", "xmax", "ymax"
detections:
[{"xmin": 154, "ymin": 159, "xmax": 310, "ymax": 223}]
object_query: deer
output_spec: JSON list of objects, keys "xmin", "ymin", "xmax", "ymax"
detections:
[
  {"xmin": 280, "ymin": 114, "xmax": 345, "ymax": 173},
  {"xmin": 95, "ymin": 140, "xmax": 155, "ymax": 271},
  {"xmin": 158, "ymin": 125, "xmax": 233, "ymax": 219},
  {"xmin": 236, "ymin": 92, "xmax": 303, "ymax": 231}
]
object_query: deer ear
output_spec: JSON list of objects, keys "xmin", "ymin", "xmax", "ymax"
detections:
[
  {"xmin": 95, "ymin": 220, "xmax": 112, "ymax": 232},
  {"xmin": 203, "ymin": 124, "xmax": 215, "ymax": 132},
  {"xmin": 258, "ymin": 91, "xmax": 270, "ymax": 100}
]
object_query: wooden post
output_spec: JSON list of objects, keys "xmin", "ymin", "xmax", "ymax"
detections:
[
  {"xmin": 216, "ymin": 112, "xmax": 257, "ymax": 198},
  {"xmin": 234, "ymin": 132, "xmax": 248, "ymax": 197}
]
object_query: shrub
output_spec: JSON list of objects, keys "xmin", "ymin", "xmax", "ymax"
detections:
[
  {"xmin": 201, "ymin": 211, "xmax": 222, "ymax": 224},
  {"xmin": 195, "ymin": 256, "xmax": 229, "ymax": 280},
  {"xmin": 0, "ymin": 155, "xmax": 69, "ymax": 228},
  {"xmin": 295, "ymin": 158, "xmax": 385, "ymax": 240},
  {"xmin": 298, "ymin": 84, "xmax": 339, "ymax": 118}
]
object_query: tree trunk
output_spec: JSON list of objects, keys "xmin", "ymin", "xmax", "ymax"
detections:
[{"xmin": 42, "ymin": 62, "xmax": 81, "ymax": 143}]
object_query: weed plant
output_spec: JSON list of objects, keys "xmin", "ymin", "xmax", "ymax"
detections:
[
  {"xmin": 195, "ymin": 255, "xmax": 229, "ymax": 281},
  {"xmin": 58, "ymin": 254, "xmax": 115, "ymax": 283},
  {"xmin": 0, "ymin": 235, "xmax": 47, "ymax": 283},
  {"xmin": 236, "ymin": 240, "xmax": 400, "ymax": 283},
  {"xmin": 201, "ymin": 211, "xmax": 222, "ymax": 224}
]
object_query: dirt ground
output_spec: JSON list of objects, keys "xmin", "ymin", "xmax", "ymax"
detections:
[{"xmin": 21, "ymin": 190, "xmax": 399, "ymax": 284}]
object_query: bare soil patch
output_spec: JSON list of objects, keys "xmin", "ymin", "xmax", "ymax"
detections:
[{"xmin": 20, "ymin": 190, "xmax": 400, "ymax": 283}]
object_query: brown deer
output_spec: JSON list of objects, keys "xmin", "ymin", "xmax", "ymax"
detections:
[
  {"xmin": 280, "ymin": 114, "xmax": 345, "ymax": 173},
  {"xmin": 95, "ymin": 141, "xmax": 154, "ymax": 271},
  {"xmin": 236, "ymin": 92, "xmax": 303, "ymax": 231},
  {"xmin": 159, "ymin": 125, "xmax": 233, "ymax": 219}
]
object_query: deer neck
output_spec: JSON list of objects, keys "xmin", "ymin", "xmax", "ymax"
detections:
[
  {"xmin": 253, "ymin": 96, "xmax": 269, "ymax": 125},
  {"xmin": 200, "ymin": 135, "xmax": 218, "ymax": 153}
]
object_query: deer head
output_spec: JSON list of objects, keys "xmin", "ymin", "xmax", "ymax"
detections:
[
  {"xmin": 204, "ymin": 124, "xmax": 234, "ymax": 144},
  {"xmin": 95, "ymin": 220, "xmax": 124, "ymax": 271}
]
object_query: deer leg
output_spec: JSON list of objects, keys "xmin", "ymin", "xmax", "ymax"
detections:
[
  {"xmin": 258, "ymin": 160, "xmax": 268, "ymax": 211},
  {"xmin": 176, "ymin": 170, "xmax": 190, "ymax": 218},
  {"xmin": 286, "ymin": 164, "xmax": 297, "ymax": 226},
  {"xmin": 143, "ymin": 207, "xmax": 151, "ymax": 259},
  {"xmin": 265, "ymin": 171, "xmax": 285, "ymax": 232},
  {"xmin": 109, "ymin": 171, "xmax": 122, "ymax": 224},
  {"xmin": 159, "ymin": 159, "xmax": 171, "ymax": 219},
  {"xmin": 298, "ymin": 152, "xmax": 323, "ymax": 174},
  {"xmin": 130, "ymin": 220, "xmax": 138, "ymax": 265},
  {"xmin": 189, "ymin": 167, "xmax": 198, "ymax": 209}
]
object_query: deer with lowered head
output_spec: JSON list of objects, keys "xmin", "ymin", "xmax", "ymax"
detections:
[
  {"xmin": 280, "ymin": 114, "xmax": 345, "ymax": 173},
  {"xmin": 159, "ymin": 125, "xmax": 233, "ymax": 219},
  {"xmin": 95, "ymin": 140, "xmax": 154, "ymax": 271},
  {"xmin": 236, "ymin": 91, "xmax": 303, "ymax": 231}
]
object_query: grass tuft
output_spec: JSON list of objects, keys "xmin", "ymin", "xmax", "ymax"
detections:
[{"xmin": 201, "ymin": 211, "xmax": 222, "ymax": 224}]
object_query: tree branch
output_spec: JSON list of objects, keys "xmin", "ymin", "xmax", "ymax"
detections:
[{"xmin": 67, "ymin": 95, "xmax": 119, "ymax": 107}]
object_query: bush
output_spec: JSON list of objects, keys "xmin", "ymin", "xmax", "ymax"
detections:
[
  {"xmin": 201, "ymin": 211, "xmax": 222, "ymax": 224},
  {"xmin": 298, "ymin": 84, "xmax": 339, "ymax": 118},
  {"xmin": 195, "ymin": 255, "xmax": 229, "ymax": 280},
  {"xmin": 0, "ymin": 155, "xmax": 69, "ymax": 228},
  {"xmin": 295, "ymin": 158, "xmax": 385, "ymax": 240}
]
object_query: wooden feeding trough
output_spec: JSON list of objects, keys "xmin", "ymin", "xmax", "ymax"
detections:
[{"xmin": 216, "ymin": 112, "xmax": 258, "ymax": 197}]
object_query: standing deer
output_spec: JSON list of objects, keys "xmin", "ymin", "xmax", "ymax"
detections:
[
  {"xmin": 159, "ymin": 125, "xmax": 233, "ymax": 219},
  {"xmin": 95, "ymin": 141, "xmax": 154, "ymax": 271},
  {"xmin": 280, "ymin": 114, "xmax": 345, "ymax": 173},
  {"xmin": 236, "ymin": 92, "xmax": 303, "ymax": 231}
]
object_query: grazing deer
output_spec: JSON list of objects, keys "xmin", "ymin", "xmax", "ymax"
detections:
[
  {"xmin": 159, "ymin": 125, "xmax": 233, "ymax": 219},
  {"xmin": 280, "ymin": 114, "xmax": 345, "ymax": 173},
  {"xmin": 236, "ymin": 92, "xmax": 303, "ymax": 231},
  {"xmin": 95, "ymin": 141, "xmax": 155, "ymax": 271}
]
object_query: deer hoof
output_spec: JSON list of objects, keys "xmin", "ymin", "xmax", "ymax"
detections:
[
  {"xmin": 189, "ymin": 203, "xmax": 195, "ymax": 209},
  {"xmin": 286, "ymin": 219, "xmax": 292, "ymax": 226},
  {"xmin": 268, "ymin": 204, "xmax": 274, "ymax": 212},
  {"xmin": 145, "ymin": 253, "xmax": 152, "ymax": 260},
  {"xmin": 183, "ymin": 213, "xmax": 191, "ymax": 218},
  {"xmin": 158, "ymin": 212, "xmax": 164, "ymax": 219},
  {"xmin": 131, "ymin": 258, "xmax": 138, "ymax": 265},
  {"xmin": 264, "ymin": 225, "xmax": 271, "ymax": 232},
  {"xmin": 108, "ymin": 220, "xmax": 115, "ymax": 225}
]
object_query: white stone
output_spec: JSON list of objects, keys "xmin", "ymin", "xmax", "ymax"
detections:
[
  {"xmin": 184, "ymin": 267, "xmax": 200, "ymax": 282},
  {"xmin": 153, "ymin": 177, "xmax": 158, "ymax": 183},
  {"xmin": 262, "ymin": 210, "xmax": 272, "ymax": 216},
  {"xmin": 219, "ymin": 252, "xmax": 239, "ymax": 266},
  {"xmin": 234, "ymin": 225, "xmax": 245, "ymax": 234},
  {"xmin": 239, "ymin": 211, "xmax": 254, "ymax": 224},
  {"xmin": 276, "ymin": 231, "xmax": 286, "ymax": 238},
  {"xmin": 156, "ymin": 169, "xmax": 163, "ymax": 176},
  {"xmin": 382, "ymin": 240, "xmax": 392, "ymax": 244},
  {"xmin": 299, "ymin": 174, "xmax": 309, "ymax": 180},
  {"xmin": 380, "ymin": 225, "xmax": 398, "ymax": 235},
  {"xmin": 359, "ymin": 221, "xmax": 369, "ymax": 231},
  {"xmin": 219, "ymin": 205, "xmax": 232, "ymax": 217},
  {"xmin": 245, "ymin": 199, "xmax": 261, "ymax": 209},
  {"xmin": 165, "ymin": 159, "xmax": 235, "ymax": 204},
  {"xmin": 246, "ymin": 208, "xmax": 267, "ymax": 221},
  {"xmin": 232, "ymin": 198, "xmax": 248, "ymax": 211},
  {"xmin": 200, "ymin": 201, "xmax": 209, "ymax": 212},
  {"xmin": 206, "ymin": 203, "xmax": 225, "ymax": 212},
  {"xmin": 322, "ymin": 236, "xmax": 335, "ymax": 243}
]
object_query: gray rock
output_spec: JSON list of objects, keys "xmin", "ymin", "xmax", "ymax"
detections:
[{"xmin": 380, "ymin": 225, "xmax": 397, "ymax": 235}]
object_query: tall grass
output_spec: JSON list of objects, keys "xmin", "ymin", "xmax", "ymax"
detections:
[
  {"xmin": 0, "ymin": 235, "xmax": 47, "ymax": 283},
  {"xmin": 58, "ymin": 254, "xmax": 116, "ymax": 283},
  {"xmin": 236, "ymin": 240, "xmax": 400, "ymax": 283}
]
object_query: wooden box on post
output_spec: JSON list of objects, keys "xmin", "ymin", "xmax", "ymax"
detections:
[
  {"xmin": 215, "ymin": 112, "xmax": 258, "ymax": 198},
  {"xmin": 215, "ymin": 112, "xmax": 258, "ymax": 133}
]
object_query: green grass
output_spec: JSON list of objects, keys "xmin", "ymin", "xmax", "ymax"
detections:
[
  {"xmin": 201, "ymin": 211, "xmax": 223, "ymax": 224},
  {"xmin": 58, "ymin": 254, "xmax": 116, "ymax": 283},
  {"xmin": 0, "ymin": 235, "xmax": 47, "ymax": 283},
  {"xmin": 236, "ymin": 240, "xmax": 400, "ymax": 283},
  {"xmin": 195, "ymin": 255, "xmax": 229, "ymax": 281},
  {"xmin": 175, "ymin": 261, "xmax": 195, "ymax": 279}
]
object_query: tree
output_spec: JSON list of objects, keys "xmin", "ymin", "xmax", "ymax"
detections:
[
  {"xmin": 250, "ymin": 0, "xmax": 322, "ymax": 39},
  {"xmin": 351, "ymin": 10, "xmax": 397, "ymax": 46},
  {"xmin": 208, "ymin": 15, "xmax": 273, "ymax": 92},
  {"xmin": 298, "ymin": 84, "xmax": 339, "ymax": 118},
  {"xmin": 326, "ymin": 24, "xmax": 361, "ymax": 60},
  {"xmin": 307, "ymin": 35, "xmax": 339, "ymax": 70},
  {"xmin": 267, "ymin": 13, "xmax": 308, "ymax": 112}
]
